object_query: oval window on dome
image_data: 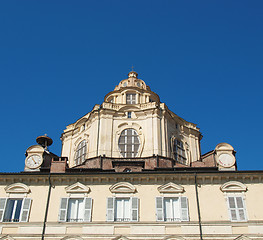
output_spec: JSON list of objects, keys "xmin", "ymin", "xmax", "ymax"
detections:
[
  {"xmin": 118, "ymin": 129, "xmax": 140, "ymax": 157},
  {"xmin": 137, "ymin": 82, "xmax": 141, "ymax": 87},
  {"xmin": 123, "ymin": 82, "xmax": 127, "ymax": 87}
]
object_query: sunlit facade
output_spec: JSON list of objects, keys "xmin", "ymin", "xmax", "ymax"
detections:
[{"xmin": 0, "ymin": 71, "xmax": 262, "ymax": 240}]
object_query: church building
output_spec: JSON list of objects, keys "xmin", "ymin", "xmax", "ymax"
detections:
[{"xmin": 0, "ymin": 71, "xmax": 262, "ymax": 240}]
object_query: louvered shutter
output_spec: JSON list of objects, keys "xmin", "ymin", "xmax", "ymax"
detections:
[
  {"xmin": 84, "ymin": 197, "xmax": 92, "ymax": 222},
  {"xmin": 106, "ymin": 197, "xmax": 115, "ymax": 222},
  {"xmin": 59, "ymin": 198, "xmax": 69, "ymax": 222},
  {"xmin": 156, "ymin": 197, "xmax": 164, "ymax": 221},
  {"xmin": 20, "ymin": 198, "xmax": 32, "ymax": 222},
  {"xmin": 130, "ymin": 197, "xmax": 139, "ymax": 221},
  {"xmin": 0, "ymin": 198, "xmax": 7, "ymax": 222},
  {"xmin": 228, "ymin": 196, "xmax": 237, "ymax": 221},
  {"xmin": 180, "ymin": 196, "xmax": 189, "ymax": 221},
  {"xmin": 236, "ymin": 196, "xmax": 246, "ymax": 221}
]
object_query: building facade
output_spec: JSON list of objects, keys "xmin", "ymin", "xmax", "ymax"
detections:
[{"xmin": 0, "ymin": 71, "xmax": 262, "ymax": 240}]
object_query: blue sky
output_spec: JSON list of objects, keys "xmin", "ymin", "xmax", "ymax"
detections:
[{"xmin": 0, "ymin": 1, "xmax": 262, "ymax": 172}]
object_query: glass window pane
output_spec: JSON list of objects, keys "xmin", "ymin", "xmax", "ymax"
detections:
[
  {"xmin": 228, "ymin": 197, "xmax": 236, "ymax": 208},
  {"xmin": 14, "ymin": 200, "xmax": 22, "ymax": 221},
  {"xmin": 75, "ymin": 140, "xmax": 86, "ymax": 165},
  {"xmin": 4, "ymin": 200, "xmax": 15, "ymax": 221},
  {"xmin": 118, "ymin": 129, "xmax": 140, "ymax": 157}
]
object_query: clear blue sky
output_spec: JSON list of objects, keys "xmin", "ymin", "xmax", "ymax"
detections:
[{"xmin": 0, "ymin": 1, "xmax": 262, "ymax": 172}]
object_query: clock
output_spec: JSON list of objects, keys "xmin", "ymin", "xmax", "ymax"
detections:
[
  {"xmin": 25, "ymin": 154, "xmax": 43, "ymax": 169},
  {"xmin": 217, "ymin": 153, "xmax": 235, "ymax": 168}
]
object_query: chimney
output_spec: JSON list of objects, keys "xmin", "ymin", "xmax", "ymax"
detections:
[{"xmin": 50, "ymin": 157, "xmax": 67, "ymax": 173}]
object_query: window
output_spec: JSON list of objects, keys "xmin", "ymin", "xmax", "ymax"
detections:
[
  {"xmin": 156, "ymin": 197, "xmax": 189, "ymax": 221},
  {"xmin": 172, "ymin": 139, "xmax": 186, "ymax": 165},
  {"xmin": 106, "ymin": 197, "xmax": 138, "ymax": 222},
  {"xmin": 59, "ymin": 197, "xmax": 92, "ymax": 222},
  {"xmin": 126, "ymin": 93, "xmax": 136, "ymax": 104},
  {"xmin": 227, "ymin": 196, "xmax": 247, "ymax": 221},
  {"xmin": 0, "ymin": 198, "xmax": 32, "ymax": 222},
  {"xmin": 75, "ymin": 140, "xmax": 87, "ymax": 165},
  {"xmin": 118, "ymin": 129, "xmax": 140, "ymax": 157},
  {"xmin": 127, "ymin": 112, "xmax": 132, "ymax": 118}
]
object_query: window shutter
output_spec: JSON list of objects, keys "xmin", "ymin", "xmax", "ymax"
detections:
[
  {"xmin": 59, "ymin": 198, "xmax": 69, "ymax": 222},
  {"xmin": 130, "ymin": 197, "xmax": 139, "ymax": 221},
  {"xmin": 20, "ymin": 198, "xmax": 32, "ymax": 222},
  {"xmin": 0, "ymin": 198, "xmax": 7, "ymax": 222},
  {"xmin": 180, "ymin": 196, "xmax": 189, "ymax": 221},
  {"xmin": 156, "ymin": 197, "xmax": 164, "ymax": 221},
  {"xmin": 236, "ymin": 196, "xmax": 246, "ymax": 221},
  {"xmin": 228, "ymin": 196, "xmax": 237, "ymax": 221},
  {"xmin": 84, "ymin": 197, "xmax": 92, "ymax": 222},
  {"xmin": 106, "ymin": 197, "xmax": 115, "ymax": 222}
]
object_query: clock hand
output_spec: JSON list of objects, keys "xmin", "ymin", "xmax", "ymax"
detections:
[{"xmin": 32, "ymin": 157, "xmax": 36, "ymax": 164}]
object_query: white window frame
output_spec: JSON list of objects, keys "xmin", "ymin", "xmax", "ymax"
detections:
[
  {"xmin": 227, "ymin": 194, "xmax": 247, "ymax": 222},
  {"xmin": 118, "ymin": 129, "xmax": 140, "ymax": 158},
  {"xmin": 172, "ymin": 138, "xmax": 187, "ymax": 165},
  {"xmin": 156, "ymin": 196, "xmax": 189, "ymax": 222},
  {"xmin": 0, "ymin": 198, "xmax": 32, "ymax": 222},
  {"xmin": 58, "ymin": 197, "xmax": 92, "ymax": 222},
  {"xmin": 126, "ymin": 93, "xmax": 136, "ymax": 104},
  {"xmin": 74, "ymin": 140, "xmax": 87, "ymax": 165},
  {"xmin": 106, "ymin": 197, "xmax": 139, "ymax": 222}
]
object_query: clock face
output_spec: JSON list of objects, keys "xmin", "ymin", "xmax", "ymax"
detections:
[
  {"xmin": 218, "ymin": 153, "xmax": 235, "ymax": 168},
  {"xmin": 25, "ymin": 154, "xmax": 43, "ymax": 169}
]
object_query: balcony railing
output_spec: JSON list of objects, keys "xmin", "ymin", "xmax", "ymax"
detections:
[
  {"xmin": 4, "ymin": 218, "xmax": 20, "ymax": 222},
  {"xmin": 67, "ymin": 218, "xmax": 84, "ymax": 222},
  {"xmin": 164, "ymin": 218, "xmax": 180, "ymax": 222},
  {"xmin": 115, "ymin": 218, "xmax": 130, "ymax": 222}
]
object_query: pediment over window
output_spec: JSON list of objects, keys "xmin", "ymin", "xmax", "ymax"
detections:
[
  {"xmin": 158, "ymin": 182, "xmax": 184, "ymax": 193},
  {"xmin": 220, "ymin": 181, "xmax": 247, "ymax": 192},
  {"xmin": 65, "ymin": 182, "xmax": 90, "ymax": 194},
  {"xmin": 164, "ymin": 237, "xmax": 185, "ymax": 240},
  {"xmin": 234, "ymin": 235, "xmax": 251, "ymax": 240},
  {"xmin": 112, "ymin": 236, "xmax": 130, "ymax": 240},
  {"xmin": 0, "ymin": 235, "xmax": 15, "ymax": 240},
  {"xmin": 61, "ymin": 236, "xmax": 84, "ymax": 240},
  {"xmin": 109, "ymin": 182, "xmax": 136, "ymax": 193},
  {"xmin": 5, "ymin": 183, "xmax": 30, "ymax": 194}
]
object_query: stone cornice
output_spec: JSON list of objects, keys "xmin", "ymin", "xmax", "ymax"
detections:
[{"xmin": 0, "ymin": 171, "xmax": 262, "ymax": 185}]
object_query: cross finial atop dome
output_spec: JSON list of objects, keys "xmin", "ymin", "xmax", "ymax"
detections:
[{"xmin": 128, "ymin": 66, "xmax": 138, "ymax": 78}]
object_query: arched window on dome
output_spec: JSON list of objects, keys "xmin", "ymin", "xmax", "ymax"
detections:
[
  {"xmin": 172, "ymin": 138, "xmax": 186, "ymax": 165},
  {"xmin": 75, "ymin": 140, "xmax": 87, "ymax": 165},
  {"xmin": 118, "ymin": 129, "xmax": 140, "ymax": 158}
]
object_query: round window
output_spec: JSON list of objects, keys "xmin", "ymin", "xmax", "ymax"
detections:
[{"xmin": 118, "ymin": 128, "xmax": 140, "ymax": 157}]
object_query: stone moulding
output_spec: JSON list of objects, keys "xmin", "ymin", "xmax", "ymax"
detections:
[
  {"xmin": 112, "ymin": 236, "xmax": 130, "ymax": 240},
  {"xmin": 109, "ymin": 182, "xmax": 136, "ymax": 193},
  {"xmin": 164, "ymin": 236, "xmax": 185, "ymax": 240},
  {"xmin": 234, "ymin": 235, "xmax": 251, "ymax": 240},
  {"xmin": 4, "ymin": 182, "xmax": 30, "ymax": 194},
  {"xmin": 158, "ymin": 182, "xmax": 184, "ymax": 193},
  {"xmin": 65, "ymin": 182, "xmax": 90, "ymax": 193},
  {"xmin": 220, "ymin": 181, "xmax": 247, "ymax": 192},
  {"xmin": 61, "ymin": 236, "xmax": 84, "ymax": 240},
  {"xmin": 0, "ymin": 235, "xmax": 15, "ymax": 240}
]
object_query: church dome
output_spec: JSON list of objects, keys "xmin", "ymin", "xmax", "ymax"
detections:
[{"xmin": 114, "ymin": 71, "xmax": 150, "ymax": 91}]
